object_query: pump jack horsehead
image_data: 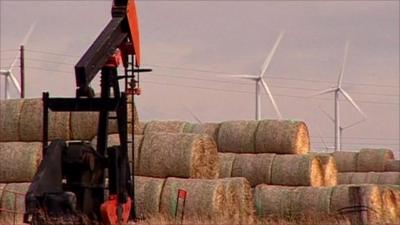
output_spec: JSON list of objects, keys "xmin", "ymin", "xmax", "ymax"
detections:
[{"xmin": 23, "ymin": 1, "xmax": 151, "ymax": 225}]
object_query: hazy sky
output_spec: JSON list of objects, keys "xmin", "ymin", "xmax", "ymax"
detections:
[{"xmin": 0, "ymin": 0, "xmax": 399, "ymax": 156}]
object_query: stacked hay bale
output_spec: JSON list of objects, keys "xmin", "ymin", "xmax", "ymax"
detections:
[
  {"xmin": 134, "ymin": 176, "xmax": 254, "ymax": 225},
  {"xmin": 334, "ymin": 148, "xmax": 399, "ymax": 185},
  {"xmin": 0, "ymin": 183, "xmax": 30, "ymax": 225},
  {"xmin": 254, "ymin": 184, "xmax": 393, "ymax": 225},
  {"xmin": 0, "ymin": 98, "xmax": 141, "ymax": 141}
]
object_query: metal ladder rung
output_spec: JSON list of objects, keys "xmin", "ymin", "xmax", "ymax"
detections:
[{"xmin": 108, "ymin": 116, "xmax": 118, "ymax": 119}]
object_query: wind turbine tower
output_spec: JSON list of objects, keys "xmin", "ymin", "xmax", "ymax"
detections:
[
  {"xmin": 314, "ymin": 42, "xmax": 367, "ymax": 151},
  {"xmin": 222, "ymin": 31, "xmax": 285, "ymax": 120},
  {"xmin": 0, "ymin": 23, "xmax": 35, "ymax": 99}
]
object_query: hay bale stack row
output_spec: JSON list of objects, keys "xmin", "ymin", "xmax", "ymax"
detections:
[
  {"xmin": 0, "ymin": 183, "xmax": 30, "ymax": 225},
  {"xmin": 0, "ymin": 142, "xmax": 42, "ymax": 183},
  {"xmin": 218, "ymin": 153, "xmax": 326, "ymax": 187},
  {"xmin": 93, "ymin": 133, "xmax": 219, "ymax": 179},
  {"xmin": 134, "ymin": 176, "xmax": 254, "ymax": 224},
  {"xmin": 0, "ymin": 98, "xmax": 140, "ymax": 141},
  {"xmin": 143, "ymin": 120, "xmax": 310, "ymax": 155},
  {"xmin": 254, "ymin": 184, "xmax": 398, "ymax": 225},
  {"xmin": 332, "ymin": 149, "xmax": 395, "ymax": 172},
  {"xmin": 338, "ymin": 172, "xmax": 400, "ymax": 185}
]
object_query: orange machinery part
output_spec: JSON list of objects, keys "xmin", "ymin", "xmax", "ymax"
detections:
[{"xmin": 100, "ymin": 195, "xmax": 132, "ymax": 225}]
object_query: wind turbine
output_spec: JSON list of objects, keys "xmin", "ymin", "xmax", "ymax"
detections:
[
  {"xmin": 0, "ymin": 22, "xmax": 36, "ymax": 99},
  {"xmin": 314, "ymin": 42, "xmax": 367, "ymax": 152},
  {"xmin": 222, "ymin": 31, "xmax": 285, "ymax": 120}
]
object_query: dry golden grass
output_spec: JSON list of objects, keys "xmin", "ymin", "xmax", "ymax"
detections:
[{"xmin": 133, "ymin": 214, "xmax": 353, "ymax": 225}]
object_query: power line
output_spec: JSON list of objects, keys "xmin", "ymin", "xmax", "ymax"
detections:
[
  {"xmin": 147, "ymin": 73, "xmax": 399, "ymax": 98},
  {"xmin": 141, "ymin": 79, "xmax": 399, "ymax": 106},
  {"xmin": 26, "ymin": 66, "xmax": 71, "ymax": 74},
  {"xmin": 14, "ymin": 49, "xmax": 398, "ymax": 89},
  {"xmin": 27, "ymin": 58, "xmax": 74, "ymax": 66},
  {"xmin": 145, "ymin": 63, "xmax": 399, "ymax": 89},
  {"xmin": 25, "ymin": 49, "xmax": 78, "ymax": 58}
]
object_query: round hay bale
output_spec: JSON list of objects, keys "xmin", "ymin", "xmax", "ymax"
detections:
[
  {"xmin": 0, "ymin": 142, "xmax": 42, "ymax": 183},
  {"xmin": 135, "ymin": 121, "xmax": 146, "ymax": 135},
  {"xmin": 70, "ymin": 111, "xmax": 118, "ymax": 140},
  {"xmin": 219, "ymin": 178, "xmax": 255, "ymax": 225},
  {"xmin": 270, "ymin": 154, "xmax": 324, "ymax": 187},
  {"xmin": 217, "ymin": 120, "xmax": 259, "ymax": 153},
  {"xmin": 138, "ymin": 133, "xmax": 218, "ymax": 179},
  {"xmin": 377, "ymin": 172, "xmax": 400, "ymax": 185},
  {"xmin": 231, "ymin": 153, "xmax": 276, "ymax": 187},
  {"xmin": 385, "ymin": 160, "xmax": 400, "ymax": 172},
  {"xmin": 310, "ymin": 153, "xmax": 338, "ymax": 186},
  {"xmin": 350, "ymin": 172, "xmax": 380, "ymax": 184},
  {"xmin": 337, "ymin": 173, "xmax": 354, "ymax": 184},
  {"xmin": 255, "ymin": 120, "xmax": 310, "ymax": 154},
  {"xmin": 339, "ymin": 172, "xmax": 400, "ymax": 185},
  {"xmin": 0, "ymin": 99, "xmax": 23, "ymax": 141},
  {"xmin": 254, "ymin": 185, "xmax": 333, "ymax": 218},
  {"xmin": 127, "ymin": 98, "xmax": 141, "ymax": 135},
  {"xmin": 159, "ymin": 178, "xmax": 227, "ymax": 222},
  {"xmin": 188, "ymin": 123, "xmax": 221, "ymax": 145},
  {"xmin": 0, "ymin": 183, "xmax": 30, "ymax": 225},
  {"xmin": 19, "ymin": 98, "xmax": 43, "ymax": 141},
  {"xmin": 332, "ymin": 151, "xmax": 358, "ymax": 172},
  {"xmin": 357, "ymin": 148, "xmax": 395, "ymax": 172},
  {"xmin": 218, "ymin": 153, "xmax": 236, "ymax": 178},
  {"xmin": 330, "ymin": 184, "xmax": 383, "ymax": 225},
  {"xmin": 134, "ymin": 176, "xmax": 166, "ymax": 218},
  {"xmin": 381, "ymin": 186, "xmax": 399, "ymax": 224},
  {"xmin": 143, "ymin": 120, "xmax": 189, "ymax": 134}
]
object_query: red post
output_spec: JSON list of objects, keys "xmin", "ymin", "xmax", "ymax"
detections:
[{"xmin": 20, "ymin": 45, "xmax": 25, "ymax": 98}]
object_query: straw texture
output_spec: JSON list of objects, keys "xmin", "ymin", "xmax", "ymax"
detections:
[
  {"xmin": 159, "ymin": 178, "xmax": 227, "ymax": 222},
  {"xmin": 187, "ymin": 123, "xmax": 221, "ymax": 144},
  {"xmin": 270, "ymin": 154, "xmax": 324, "ymax": 187},
  {"xmin": 338, "ymin": 172, "xmax": 400, "ymax": 185},
  {"xmin": 0, "ymin": 183, "xmax": 30, "ymax": 225},
  {"xmin": 357, "ymin": 148, "xmax": 395, "ymax": 172},
  {"xmin": 0, "ymin": 99, "xmax": 23, "ymax": 141},
  {"xmin": 218, "ymin": 153, "xmax": 236, "ymax": 178},
  {"xmin": 231, "ymin": 153, "xmax": 276, "ymax": 187},
  {"xmin": 138, "ymin": 133, "xmax": 218, "ymax": 179},
  {"xmin": 330, "ymin": 184, "xmax": 383, "ymax": 225},
  {"xmin": 144, "ymin": 121, "xmax": 189, "ymax": 134},
  {"xmin": 0, "ymin": 142, "xmax": 42, "ymax": 183},
  {"xmin": 254, "ymin": 185, "xmax": 332, "ymax": 218},
  {"xmin": 385, "ymin": 160, "xmax": 400, "ymax": 172},
  {"xmin": 310, "ymin": 153, "xmax": 338, "ymax": 186},
  {"xmin": 218, "ymin": 121, "xmax": 259, "ymax": 153},
  {"xmin": 134, "ymin": 176, "xmax": 166, "ymax": 218},
  {"xmin": 219, "ymin": 178, "xmax": 254, "ymax": 225},
  {"xmin": 255, "ymin": 120, "xmax": 310, "ymax": 154},
  {"xmin": 332, "ymin": 152, "xmax": 358, "ymax": 172}
]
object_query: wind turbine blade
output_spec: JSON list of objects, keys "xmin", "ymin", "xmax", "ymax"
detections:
[
  {"xmin": 259, "ymin": 30, "xmax": 285, "ymax": 77},
  {"xmin": 183, "ymin": 105, "xmax": 202, "ymax": 124},
  {"xmin": 342, "ymin": 119, "xmax": 366, "ymax": 130},
  {"xmin": 260, "ymin": 79, "xmax": 282, "ymax": 119},
  {"xmin": 8, "ymin": 72, "xmax": 21, "ymax": 93},
  {"xmin": 337, "ymin": 41, "xmax": 349, "ymax": 87},
  {"xmin": 339, "ymin": 88, "xmax": 367, "ymax": 119},
  {"xmin": 318, "ymin": 105, "xmax": 335, "ymax": 123},
  {"xmin": 309, "ymin": 87, "xmax": 337, "ymax": 98},
  {"xmin": 217, "ymin": 74, "xmax": 258, "ymax": 81},
  {"xmin": 9, "ymin": 22, "xmax": 36, "ymax": 69},
  {"xmin": 21, "ymin": 22, "xmax": 37, "ymax": 45}
]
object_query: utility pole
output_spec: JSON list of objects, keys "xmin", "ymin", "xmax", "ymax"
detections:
[{"xmin": 20, "ymin": 45, "xmax": 25, "ymax": 98}]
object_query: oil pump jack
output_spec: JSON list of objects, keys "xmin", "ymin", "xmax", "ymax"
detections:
[{"xmin": 23, "ymin": 1, "xmax": 151, "ymax": 224}]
